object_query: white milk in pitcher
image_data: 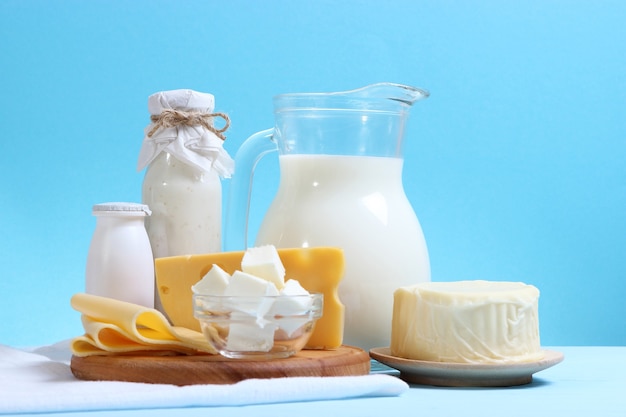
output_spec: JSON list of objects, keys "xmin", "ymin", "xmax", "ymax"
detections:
[{"xmin": 255, "ymin": 154, "xmax": 430, "ymax": 350}]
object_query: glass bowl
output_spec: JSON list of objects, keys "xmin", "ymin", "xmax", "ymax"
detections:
[{"xmin": 193, "ymin": 293, "xmax": 323, "ymax": 359}]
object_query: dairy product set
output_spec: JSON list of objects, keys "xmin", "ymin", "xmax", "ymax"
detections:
[
  {"xmin": 85, "ymin": 90, "xmax": 232, "ymax": 309},
  {"xmin": 83, "ymin": 84, "xmax": 544, "ymax": 366}
]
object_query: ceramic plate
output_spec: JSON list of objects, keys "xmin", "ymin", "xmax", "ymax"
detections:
[{"xmin": 369, "ymin": 347, "xmax": 564, "ymax": 387}]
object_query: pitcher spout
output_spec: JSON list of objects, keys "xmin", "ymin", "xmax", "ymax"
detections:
[
  {"xmin": 339, "ymin": 82, "xmax": 429, "ymax": 106},
  {"xmin": 274, "ymin": 82, "xmax": 429, "ymax": 112}
]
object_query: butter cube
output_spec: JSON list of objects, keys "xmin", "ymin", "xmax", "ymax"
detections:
[
  {"xmin": 241, "ymin": 245, "xmax": 286, "ymax": 289},
  {"xmin": 271, "ymin": 279, "xmax": 313, "ymax": 337},
  {"xmin": 224, "ymin": 270, "xmax": 279, "ymax": 297},
  {"xmin": 271, "ymin": 279, "xmax": 312, "ymax": 315},
  {"xmin": 226, "ymin": 319, "xmax": 277, "ymax": 352},
  {"xmin": 191, "ymin": 264, "xmax": 230, "ymax": 295},
  {"xmin": 223, "ymin": 271, "xmax": 278, "ymax": 316}
]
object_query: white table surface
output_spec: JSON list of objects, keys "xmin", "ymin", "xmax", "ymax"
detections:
[{"xmin": 3, "ymin": 346, "xmax": 625, "ymax": 417}]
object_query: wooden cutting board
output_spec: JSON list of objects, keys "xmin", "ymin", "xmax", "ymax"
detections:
[{"xmin": 71, "ymin": 345, "xmax": 370, "ymax": 386}]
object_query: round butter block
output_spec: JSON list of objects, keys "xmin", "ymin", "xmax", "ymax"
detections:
[{"xmin": 390, "ymin": 280, "xmax": 543, "ymax": 364}]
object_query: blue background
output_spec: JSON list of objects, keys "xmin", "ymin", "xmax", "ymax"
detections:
[{"xmin": 1, "ymin": 0, "xmax": 624, "ymax": 347}]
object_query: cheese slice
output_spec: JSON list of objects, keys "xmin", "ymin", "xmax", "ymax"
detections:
[
  {"xmin": 70, "ymin": 293, "xmax": 216, "ymax": 357},
  {"xmin": 391, "ymin": 280, "xmax": 543, "ymax": 364},
  {"xmin": 155, "ymin": 247, "xmax": 345, "ymax": 349}
]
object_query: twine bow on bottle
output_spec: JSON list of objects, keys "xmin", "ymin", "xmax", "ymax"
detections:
[{"xmin": 147, "ymin": 109, "xmax": 231, "ymax": 140}]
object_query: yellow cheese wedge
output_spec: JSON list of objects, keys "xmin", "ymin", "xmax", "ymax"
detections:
[
  {"xmin": 70, "ymin": 293, "xmax": 216, "ymax": 357},
  {"xmin": 155, "ymin": 247, "xmax": 345, "ymax": 349}
]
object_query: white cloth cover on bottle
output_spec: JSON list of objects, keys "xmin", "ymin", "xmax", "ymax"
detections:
[{"xmin": 137, "ymin": 89, "xmax": 234, "ymax": 177}]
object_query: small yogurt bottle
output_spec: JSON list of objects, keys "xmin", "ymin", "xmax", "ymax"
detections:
[{"xmin": 85, "ymin": 202, "xmax": 155, "ymax": 308}]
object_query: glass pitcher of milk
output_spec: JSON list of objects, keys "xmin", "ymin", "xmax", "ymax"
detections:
[{"xmin": 226, "ymin": 83, "xmax": 431, "ymax": 350}]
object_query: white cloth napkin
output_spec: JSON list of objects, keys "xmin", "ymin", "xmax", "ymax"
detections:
[{"xmin": 0, "ymin": 341, "xmax": 408, "ymax": 414}]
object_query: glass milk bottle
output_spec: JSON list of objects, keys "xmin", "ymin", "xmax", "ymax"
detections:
[
  {"xmin": 85, "ymin": 202, "xmax": 154, "ymax": 307},
  {"xmin": 137, "ymin": 89, "xmax": 234, "ymax": 311}
]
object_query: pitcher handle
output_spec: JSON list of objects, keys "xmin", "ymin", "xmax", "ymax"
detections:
[{"xmin": 224, "ymin": 128, "xmax": 277, "ymax": 251}]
